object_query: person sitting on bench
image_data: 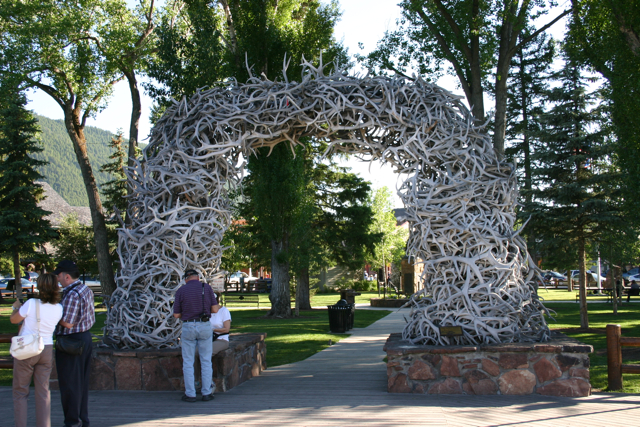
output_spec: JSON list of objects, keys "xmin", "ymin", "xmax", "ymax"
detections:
[{"xmin": 627, "ymin": 280, "xmax": 640, "ymax": 302}]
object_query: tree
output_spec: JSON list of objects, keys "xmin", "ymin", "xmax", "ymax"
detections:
[
  {"xmin": 505, "ymin": 30, "xmax": 556, "ymax": 261},
  {"xmin": 97, "ymin": 0, "xmax": 157, "ymax": 199},
  {"xmin": 0, "ymin": 0, "xmax": 120, "ymax": 294},
  {"xmin": 289, "ymin": 146, "xmax": 381, "ymax": 310},
  {"xmin": 100, "ymin": 132, "xmax": 128, "ymax": 220},
  {"xmin": 360, "ymin": 0, "xmax": 570, "ymax": 156},
  {"xmin": 146, "ymin": 0, "xmax": 345, "ymax": 318},
  {"xmin": 568, "ymin": 0, "xmax": 640, "ymax": 225},
  {"xmin": 240, "ymin": 143, "xmax": 306, "ymax": 317},
  {"xmin": 366, "ymin": 187, "xmax": 409, "ymax": 289},
  {"xmin": 0, "ymin": 86, "xmax": 55, "ymax": 298},
  {"xmin": 524, "ymin": 56, "xmax": 623, "ymax": 328},
  {"xmin": 52, "ymin": 214, "xmax": 99, "ymax": 277}
]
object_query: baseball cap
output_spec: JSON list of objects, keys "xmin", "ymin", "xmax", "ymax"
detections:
[
  {"xmin": 183, "ymin": 269, "xmax": 199, "ymax": 279},
  {"xmin": 53, "ymin": 260, "xmax": 79, "ymax": 275}
]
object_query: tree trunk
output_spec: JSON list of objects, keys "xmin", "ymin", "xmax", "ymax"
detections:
[
  {"xmin": 63, "ymin": 109, "xmax": 116, "ymax": 296},
  {"xmin": 267, "ymin": 239, "xmax": 291, "ymax": 318},
  {"xmin": 124, "ymin": 70, "xmax": 141, "ymax": 227},
  {"xmin": 296, "ymin": 266, "xmax": 311, "ymax": 311},
  {"xmin": 578, "ymin": 237, "xmax": 589, "ymax": 329},
  {"xmin": 13, "ymin": 250, "xmax": 22, "ymax": 298}
]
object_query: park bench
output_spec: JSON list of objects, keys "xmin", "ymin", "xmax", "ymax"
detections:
[
  {"xmin": 0, "ymin": 334, "xmax": 16, "ymax": 370},
  {"xmin": 223, "ymin": 293, "xmax": 260, "ymax": 308}
]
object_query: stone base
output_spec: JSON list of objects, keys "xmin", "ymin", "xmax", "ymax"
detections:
[
  {"xmin": 384, "ymin": 332, "xmax": 592, "ymax": 396},
  {"xmin": 370, "ymin": 298, "xmax": 409, "ymax": 308},
  {"xmin": 50, "ymin": 333, "xmax": 266, "ymax": 393}
]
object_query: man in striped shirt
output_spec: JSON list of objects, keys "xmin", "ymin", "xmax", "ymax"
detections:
[
  {"xmin": 54, "ymin": 260, "xmax": 95, "ymax": 427},
  {"xmin": 173, "ymin": 269, "xmax": 219, "ymax": 402}
]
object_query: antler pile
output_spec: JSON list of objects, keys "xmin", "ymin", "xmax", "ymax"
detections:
[{"xmin": 103, "ymin": 60, "xmax": 550, "ymax": 348}]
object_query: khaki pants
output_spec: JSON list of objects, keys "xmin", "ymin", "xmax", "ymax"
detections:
[
  {"xmin": 13, "ymin": 344, "xmax": 54, "ymax": 427},
  {"xmin": 212, "ymin": 339, "xmax": 229, "ymax": 357}
]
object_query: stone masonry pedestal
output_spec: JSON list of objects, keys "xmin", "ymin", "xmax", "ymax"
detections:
[{"xmin": 384, "ymin": 331, "xmax": 592, "ymax": 396}]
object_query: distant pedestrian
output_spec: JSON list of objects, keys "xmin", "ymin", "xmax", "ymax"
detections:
[
  {"xmin": 11, "ymin": 273, "xmax": 63, "ymax": 427},
  {"xmin": 54, "ymin": 260, "xmax": 95, "ymax": 427},
  {"xmin": 173, "ymin": 269, "xmax": 220, "ymax": 402}
]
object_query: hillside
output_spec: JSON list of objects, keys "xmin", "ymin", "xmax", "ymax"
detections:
[{"xmin": 33, "ymin": 114, "xmax": 121, "ymax": 207}]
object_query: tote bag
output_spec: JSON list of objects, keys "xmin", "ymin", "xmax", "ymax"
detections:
[{"xmin": 10, "ymin": 300, "xmax": 45, "ymax": 360}]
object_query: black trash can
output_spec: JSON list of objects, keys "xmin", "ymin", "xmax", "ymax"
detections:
[{"xmin": 328, "ymin": 299, "xmax": 355, "ymax": 333}]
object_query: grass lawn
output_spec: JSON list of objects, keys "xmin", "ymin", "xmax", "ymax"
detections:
[
  {"xmin": 0, "ymin": 296, "xmax": 390, "ymax": 387},
  {"xmin": 537, "ymin": 287, "xmax": 612, "ymax": 302},
  {"xmin": 222, "ymin": 291, "xmax": 389, "ymax": 308},
  {"xmin": 545, "ymin": 301, "xmax": 640, "ymax": 392}
]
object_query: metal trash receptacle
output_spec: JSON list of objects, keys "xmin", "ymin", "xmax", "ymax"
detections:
[{"xmin": 328, "ymin": 299, "xmax": 354, "ymax": 333}]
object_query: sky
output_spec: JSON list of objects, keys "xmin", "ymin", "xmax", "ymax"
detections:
[{"xmin": 24, "ymin": 1, "xmax": 569, "ymax": 208}]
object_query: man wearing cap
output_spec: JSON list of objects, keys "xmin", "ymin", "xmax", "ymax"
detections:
[
  {"xmin": 54, "ymin": 260, "xmax": 95, "ymax": 427},
  {"xmin": 173, "ymin": 269, "xmax": 219, "ymax": 402}
]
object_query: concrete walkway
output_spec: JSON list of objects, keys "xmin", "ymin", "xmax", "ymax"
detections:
[{"xmin": 3, "ymin": 306, "xmax": 640, "ymax": 426}]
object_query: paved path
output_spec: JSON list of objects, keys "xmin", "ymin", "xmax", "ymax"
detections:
[{"xmin": 3, "ymin": 306, "xmax": 640, "ymax": 426}]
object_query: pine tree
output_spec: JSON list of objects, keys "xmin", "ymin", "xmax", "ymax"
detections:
[
  {"xmin": 505, "ymin": 30, "xmax": 556, "ymax": 264},
  {"xmin": 0, "ymin": 86, "xmax": 55, "ymax": 298},
  {"xmin": 525, "ymin": 54, "xmax": 623, "ymax": 328},
  {"xmin": 100, "ymin": 131, "xmax": 129, "ymax": 221}
]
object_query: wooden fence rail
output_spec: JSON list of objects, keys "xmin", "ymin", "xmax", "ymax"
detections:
[{"xmin": 606, "ymin": 324, "xmax": 640, "ymax": 390}]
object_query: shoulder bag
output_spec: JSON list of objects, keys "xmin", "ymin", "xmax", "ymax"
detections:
[{"xmin": 10, "ymin": 300, "xmax": 45, "ymax": 360}]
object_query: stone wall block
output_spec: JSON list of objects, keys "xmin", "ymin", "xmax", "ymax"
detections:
[
  {"xmin": 90, "ymin": 357, "xmax": 115, "ymax": 390},
  {"xmin": 569, "ymin": 367, "xmax": 590, "ymax": 379},
  {"xmin": 482, "ymin": 358, "xmax": 500, "ymax": 377},
  {"xmin": 441, "ymin": 355, "xmax": 461, "ymax": 377},
  {"xmin": 533, "ymin": 357, "xmax": 562, "ymax": 383},
  {"xmin": 537, "ymin": 378, "xmax": 591, "ymax": 396},
  {"xmin": 498, "ymin": 370, "xmax": 536, "ymax": 395},
  {"xmin": 142, "ymin": 359, "xmax": 173, "ymax": 391},
  {"xmin": 463, "ymin": 369, "xmax": 498, "ymax": 395},
  {"xmin": 388, "ymin": 373, "xmax": 412, "ymax": 393},
  {"xmin": 428, "ymin": 378, "xmax": 462, "ymax": 394},
  {"xmin": 555, "ymin": 354, "xmax": 581, "ymax": 372},
  {"xmin": 115, "ymin": 357, "xmax": 142, "ymax": 390},
  {"xmin": 422, "ymin": 354, "xmax": 441, "ymax": 366},
  {"xmin": 408, "ymin": 360, "xmax": 437, "ymax": 380},
  {"xmin": 499, "ymin": 353, "xmax": 528, "ymax": 369},
  {"xmin": 159, "ymin": 356, "xmax": 183, "ymax": 378}
]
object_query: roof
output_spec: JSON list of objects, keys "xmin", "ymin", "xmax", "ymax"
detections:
[
  {"xmin": 393, "ymin": 208, "xmax": 408, "ymax": 226},
  {"xmin": 37, "ymin": 181, "xmax": 92, "ymax": 227}
]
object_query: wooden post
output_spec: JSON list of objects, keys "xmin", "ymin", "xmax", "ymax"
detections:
[{"xmin": 607, "ymin": 324, "xmax": 623, "ymax": 390}]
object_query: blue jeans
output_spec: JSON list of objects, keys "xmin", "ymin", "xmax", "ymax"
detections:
[{"xmin": 181, "ymin": 321, "xmax": 213, "ymax": 397}]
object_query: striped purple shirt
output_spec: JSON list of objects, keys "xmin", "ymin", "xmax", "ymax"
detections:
[
  {"xmin": 173, "ymin": 279, "xmax": 218, "ymax": 321},
  {"xmin": 56, "ymin": 280, "xmax": 95, "ymax": 335}
]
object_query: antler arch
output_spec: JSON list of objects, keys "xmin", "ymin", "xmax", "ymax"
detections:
[{"xmin": 103, "ymin": 62, "xmax": 550, "ymax": 349}]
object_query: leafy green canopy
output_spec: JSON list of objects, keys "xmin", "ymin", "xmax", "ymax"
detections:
[
  {"xmin": 568, "ymin": 0, "xmax": 640, "ymax": 226},
  {"xmin": 359, "ymin": 0, "xmax": 569, "ymax": 155}
]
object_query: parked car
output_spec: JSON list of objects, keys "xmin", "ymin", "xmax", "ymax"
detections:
[
  {"xmin": 565, "ymin": 270, "xmax": 600, "ymax": 285},
  {"xmin": 627, "ymin": 274, "xmax": 640, "ymax": 283},
  {"xmin": 623, "ymin": 267, "xmax": 640, "ymax": 280},
  {"xmin": 0, "ymin": 277, "xmax": 37, "ymax": 295},
  {"xmin": 25, "ymin": 272, "xmax": 39, "ymax": 282},
  {"xmin": 228, "ymin": 271, "xmax": 258, "ymax": 284},
  {"xmin": 79, "ymin": 275, "xmax": 102, "ymax": 294},
  {"xmin": 543, "ymin": 271, "xmax": 567, "ymax": 282}
]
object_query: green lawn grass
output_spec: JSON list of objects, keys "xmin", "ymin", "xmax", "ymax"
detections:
[
  {"xmin": 222, "ymin": 291, "xmax": 389, "ymax": 308},
  {"xmin": 545, "ymin": 301, "xmax": 640, "ymax": 392},
  {"xmin": 0, "ymin": 296, "xmax": 390, "ymax": 386},
  {"xmin": 537, "ymin": 287, "xmax": 612, "ymax": 302}
]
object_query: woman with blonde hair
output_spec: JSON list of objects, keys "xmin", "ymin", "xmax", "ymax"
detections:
[{"xmin": 11, "ymin": 273, "xmax": 63, "ymax": 427}]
